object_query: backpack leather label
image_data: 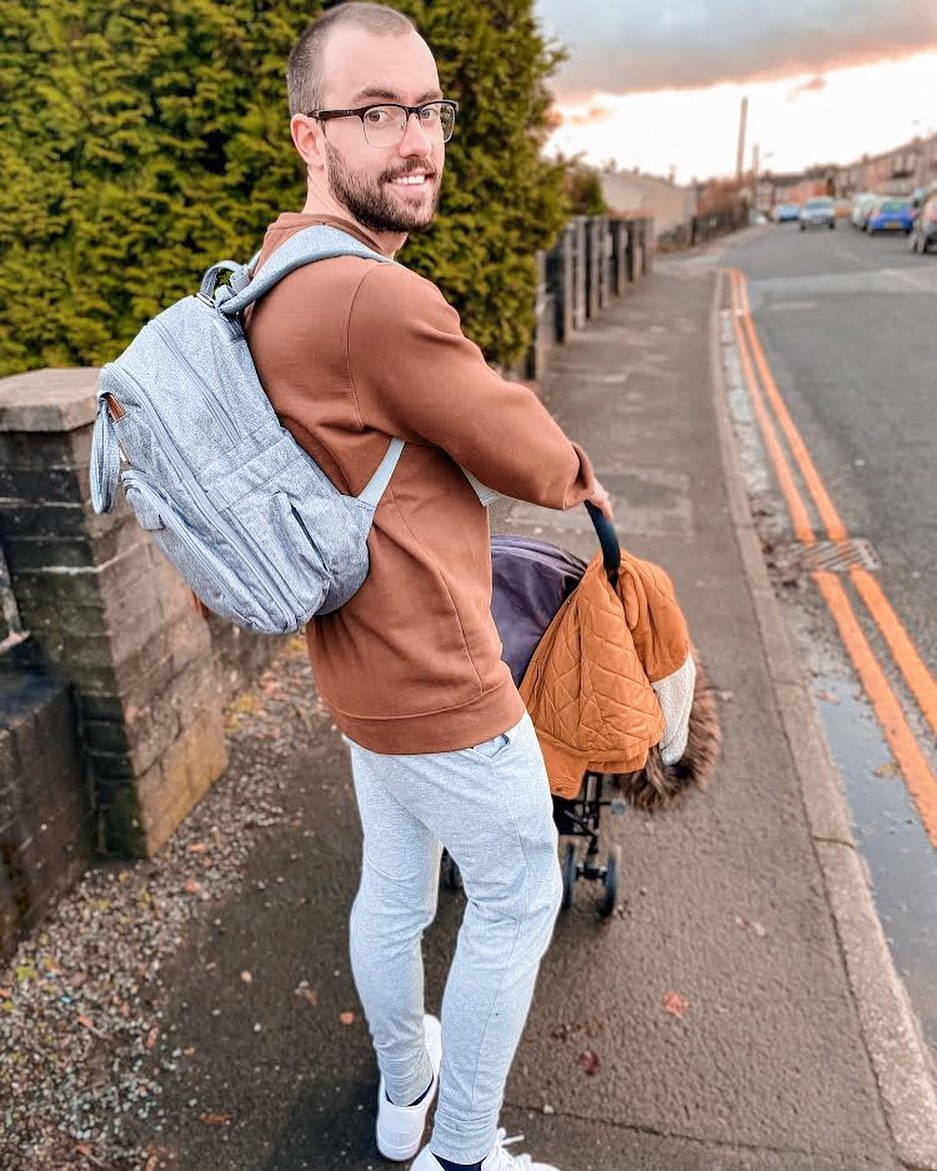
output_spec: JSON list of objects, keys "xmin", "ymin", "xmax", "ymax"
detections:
[{"xmin": 105, "ymin": 393, "xmax": 125, "ymax": 421}]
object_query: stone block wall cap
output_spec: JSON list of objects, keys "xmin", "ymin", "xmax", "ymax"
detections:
[{"xmin": 0, "ymin": 368, "xmax": 102, "ymax": 433}]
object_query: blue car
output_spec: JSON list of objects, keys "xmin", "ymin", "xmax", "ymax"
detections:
[
  {"xmin": 774, "ymin": 202, "xmax": 801, "ymax": 223},
  {"xmin": 866, "ymin": 198, "xmax": 914, "ymax": 234}
]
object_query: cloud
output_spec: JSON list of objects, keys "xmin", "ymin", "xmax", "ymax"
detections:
[
  {"xmin": 788, "ymin": 74, "xmax": 828, "ymax": 99},
  {"xmin": 561, "ymin": 104, "xmax": 616, "ymax": 127},
  {"xmin": 536, "ymin": 0, "xmax": 937, "ymax": 99}
]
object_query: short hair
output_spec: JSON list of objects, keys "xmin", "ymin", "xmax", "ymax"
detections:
[{"xmin": 287, "ymin": 3, "xmax": 418, "ymax": 116}]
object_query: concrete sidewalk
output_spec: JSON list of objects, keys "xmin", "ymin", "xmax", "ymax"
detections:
[{"xmin": 122, "ymin": 247, "xmax": 935, "ymax": 1170}]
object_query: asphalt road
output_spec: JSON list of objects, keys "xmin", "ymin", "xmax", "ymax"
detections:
[{"xmin": 721, "ymin": 220, "xmax": 937, "ymax": 1060}]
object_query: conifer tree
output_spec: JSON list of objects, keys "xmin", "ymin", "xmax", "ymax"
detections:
[{"xmin": 0, "ymin": 0, "xmax": 568, "ymax": 376}]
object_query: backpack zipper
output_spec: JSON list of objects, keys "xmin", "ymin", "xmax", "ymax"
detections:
[
  {"xmin": 151, "ymin": 317, "xmax": 241, "ymax": 446},
  {"xmin": 109, "ymin": 364, "xmax": 299, "ymax": 630}
]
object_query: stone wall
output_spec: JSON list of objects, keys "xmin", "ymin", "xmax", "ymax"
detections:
[
  {"xmin": 0, "ymin": 371, "xmax": 283, "ymax": 876},
  {"xmin": 0, "ymin": 639, "xmax": 92, "ymax": 961}
]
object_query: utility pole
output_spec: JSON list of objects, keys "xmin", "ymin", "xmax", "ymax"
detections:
[
  {"xmin": 752, "ymin": 142, "xmax": 760, "ymax": 211},
  {"xmin": 736, "ymin": 96, "xmax": 748, "ymax": 182}
]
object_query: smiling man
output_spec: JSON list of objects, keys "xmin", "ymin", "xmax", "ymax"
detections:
[{"xmin": 244, "ymin": 5, "xmax": 609, "ymax": 1170}]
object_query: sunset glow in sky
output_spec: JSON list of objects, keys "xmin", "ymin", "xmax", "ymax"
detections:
[{"xmin": 535, "ymin": 1, "xmax": 937, "ymax": 185}]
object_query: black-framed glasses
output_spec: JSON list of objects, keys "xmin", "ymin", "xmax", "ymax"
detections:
[{"xmin": 306, "ymin": 100, "xmax": 458, "ymax": 147}]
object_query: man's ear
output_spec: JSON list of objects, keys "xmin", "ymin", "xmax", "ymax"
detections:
[{"xmin": 290, "ymin": 114, "xmax": 326, "ymax": 174}]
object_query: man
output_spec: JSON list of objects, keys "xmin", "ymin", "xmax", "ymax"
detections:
[{"xmin": 245, "ymin": 5, "xmax": 611, "ymax": 1168}]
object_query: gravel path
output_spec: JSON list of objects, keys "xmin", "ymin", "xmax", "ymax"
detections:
[{"xmin": 0, "ymin": 636, "xmax": 327, "ymax": 1171}]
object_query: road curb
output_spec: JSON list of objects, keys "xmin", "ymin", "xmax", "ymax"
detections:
[{"xmin": 708, "ymin": 267, "xmax": 937, "ymax": 1170}]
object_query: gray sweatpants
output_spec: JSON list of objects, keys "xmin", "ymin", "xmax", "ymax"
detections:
[{"xmin": 343, "ymin": 711, "xmax": 562, "ymax": 1163}]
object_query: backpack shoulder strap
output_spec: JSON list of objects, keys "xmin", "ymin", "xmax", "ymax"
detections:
[
  {"xmin": 216, "ymin": 225, "xmax": 389, "ymax": 317},
  {"xmin": 358, "ymin": 438, "xmax": 405, "ymax": 508},
  {"xmin": 206, "ymin": 226, "xmax": 499, "ymax": 510}
]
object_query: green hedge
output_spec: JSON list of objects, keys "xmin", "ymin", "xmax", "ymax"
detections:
[{"xmin": 0, "ymin": 0, "xmax": 568, "ymax": 377}]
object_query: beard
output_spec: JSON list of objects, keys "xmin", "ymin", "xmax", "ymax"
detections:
[{"xmin": 325, "ymin": 141, "xmax": 441, "ymax": 235}]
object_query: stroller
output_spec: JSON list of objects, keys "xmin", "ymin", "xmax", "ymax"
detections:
[{"xmin": 441, "ymin": 503, "xmax": 716, "ymax": 918}]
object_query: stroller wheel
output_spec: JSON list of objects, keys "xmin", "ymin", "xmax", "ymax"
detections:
[
  {"xmin": 441, "ymin": 850, "xmax": 462, "ymax": 891},
  {"xmin": 561, "ymin": 841, "xmax": 578, "ymax": 910},
  {"xmin": 599, "ymin": 845, "xmax": 621, "ymax": 918}
]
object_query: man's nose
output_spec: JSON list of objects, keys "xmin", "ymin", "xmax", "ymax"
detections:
[{"xmin": 398, "ymin": 112, "xmax": 432, "ymax": 156}]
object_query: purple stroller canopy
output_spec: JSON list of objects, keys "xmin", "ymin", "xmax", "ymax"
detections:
[
  {"xmin": 491, "ymin": 504, "xmax": 620, "ymax": 687},
  {"xmin": 491, "ymin": 534, "xmax": 587, "ymax": 687}
]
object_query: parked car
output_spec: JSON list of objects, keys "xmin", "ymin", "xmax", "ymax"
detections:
[
  {"xmin": 774, "ymin": 202, "xmax": 801, "ymax": 223},
  {"xmin": 866, "ymin": 197, "xmax": 914, "ymax": 234},
  {"xmin": 799, "ymin": 196, "xmax": 836, "ymax": 230},
  {"xmin": 909, "ymin": 194, "xmax": 937, "ymax": 253},
  {"xmin": 909, "ymin": 185, "xmax": 933, "ymax": 215},
  {"xmin": 851, "ymin": 193, "xmax": 879, "ymax": 229}
]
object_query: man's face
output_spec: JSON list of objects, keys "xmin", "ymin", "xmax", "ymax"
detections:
[{"xmin": 317, "ymin": 27, "xmax": 445, "ymax": 235}]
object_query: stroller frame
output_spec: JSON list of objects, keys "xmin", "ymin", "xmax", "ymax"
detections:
[{"xmin": 554, "ymin": 772, "xmax": 622, "ymax": 918}]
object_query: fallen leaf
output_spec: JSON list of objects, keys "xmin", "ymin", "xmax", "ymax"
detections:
[
  {"xmin": 199, "ymin": 1112, "xmax": 232, "ymax": 1126},
  {"xmin": 0, "ymin": 987, "xmax": 11, "ymax": 999},
  {"xmin": 735, "ymin": 915, "xmax": 767, "ymax": 938},
  {"xmin": 873, "ymin": 762, "xmax": 900, "ymax": 778},
  {"xmin": 78, "ymin": 1014, "xmax": 106, "ymax": 1038},
  {"xmin": 187, "ymin": 841, "xmax": 208, "ymax": 854},
  {"xmin": 339, "ymin": 1011, "xmax": 355, "ymax": 1025},
  {"xmin": 662, "ymin": 990, "xmax": 689, "ymax": 1019},
  {"xmin": 184, "ymin": 878, "xmax": 202, "ymax": 896},
  {"xmin": 578, "ymin": 1049, "xmax": 600, "ymax": 1075},
  {"xmin": 551, "ymin": 1013, "xmax": 606, "ymax": 1041},
  {"xmin": 240, "ymin": 970, "xmax": 253, "ymax": 985},
  {"xmin": 816, "ymin": 690, "xmax": 840, "ymax": 704},
  {"xmin": 144, "ymin": 1146, "xmax": 172, "ymax": 1171},
  {"xmin": 74, "ymin": 1141, "xmax": 106, "ymax": 1166},
  {"xmin": 145, "ymin": 1026, "xmax": 160, "ymax": 1050},
  {"xmin": 585, "ymin": 1015, "xmax": 606, "ymax": 1038}
]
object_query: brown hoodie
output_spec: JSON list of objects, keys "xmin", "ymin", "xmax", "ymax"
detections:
[{"xmin": 245, "ymin": 213, "xmax": 595, "ymax": 753}]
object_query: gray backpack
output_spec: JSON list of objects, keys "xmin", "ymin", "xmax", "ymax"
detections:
[{"xmin": 90, "ymin": 225, "xmax": 495, "ymax": 635}]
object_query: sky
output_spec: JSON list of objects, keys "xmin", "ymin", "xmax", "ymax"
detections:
[{"xmin": 535, "ymin": 0, "xmax": 937, "ymax": 185}]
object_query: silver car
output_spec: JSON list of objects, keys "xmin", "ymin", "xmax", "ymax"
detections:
[
  {"xmin": 851, "ymin": 192, "xmax": 878, "ymax": 228},
  {"xmin": 800, "ymin": 197, "xmax": 836, "ymax": 230}
]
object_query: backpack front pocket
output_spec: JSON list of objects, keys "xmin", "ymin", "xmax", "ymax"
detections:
[{"xmin": 121, "ymin": 469, "xmax": 274, "ymax": 630}]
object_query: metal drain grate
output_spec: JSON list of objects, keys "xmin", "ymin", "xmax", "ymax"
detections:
[{"xmin": 800, "ymin": 538, "xmax": 881, "ymax": 573}]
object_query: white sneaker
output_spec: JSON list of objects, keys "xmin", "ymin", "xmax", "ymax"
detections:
[
  {"xmin": 376, "ymin": 1013, "xmax": 443, "ymax": 1161},
  {"xmin": 409, "ymin": 1127, "xmax": 561, "ymax": 1170}
]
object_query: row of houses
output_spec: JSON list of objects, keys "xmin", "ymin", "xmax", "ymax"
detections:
[
  {"xmin": 597, "ymin": 130, "xmax": 937, "ymax": 239},
  {"xmin": 759, "ymin": 131, "xmax": 937, "ymax": 208},
  {"xmin": 833, "ymin": 131, "xmax": 937, "ymax": 197}
]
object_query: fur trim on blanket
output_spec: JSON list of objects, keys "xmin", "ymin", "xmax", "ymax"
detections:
[{"xmin": 612, "ymin": 649, "xmax": 721, "ymax": 812}]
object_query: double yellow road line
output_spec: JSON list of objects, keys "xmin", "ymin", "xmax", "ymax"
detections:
[{"xmin": 726, "ymin": 268, "xmax": 937, "ymax": 847}]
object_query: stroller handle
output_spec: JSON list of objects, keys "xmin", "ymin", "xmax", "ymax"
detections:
[{"xmin": 584, "ymin": 500, "xmax": 621, "ymax": 587}]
